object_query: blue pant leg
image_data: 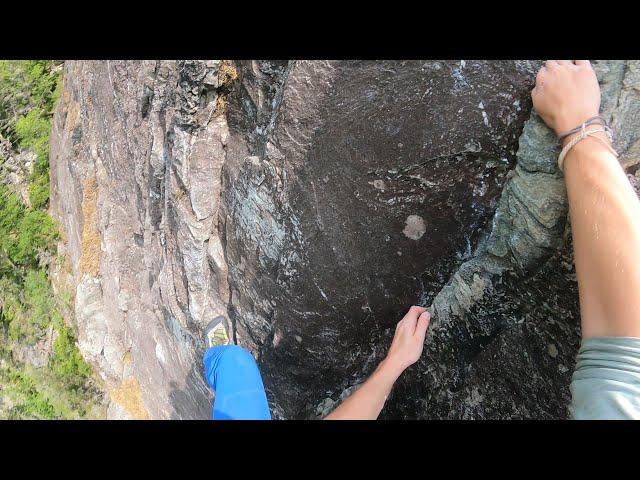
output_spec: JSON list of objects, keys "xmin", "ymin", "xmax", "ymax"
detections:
[{"xmin": 203, "ymin": 345, "xmax": 271, "ymax": 420}]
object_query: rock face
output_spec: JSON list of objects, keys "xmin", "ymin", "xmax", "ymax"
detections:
[
  {"xmin": 50, "ymin": 60, "xmax": 640, "ymax": 419},
  {"xmin": 50, "ymin": 61, "xmax": 232, "ymax": 419}
]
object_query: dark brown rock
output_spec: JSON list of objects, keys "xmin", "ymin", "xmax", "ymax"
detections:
[{"xmin": 221, "ymin": 60, "xmax": 539, "ymax": 418}]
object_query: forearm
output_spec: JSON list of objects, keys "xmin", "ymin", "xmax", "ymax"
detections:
[
  {"xmin": 324, "ymin": 359, "xmax": 401, "ymax": 420},
  {"xmin": 564, "ymin": 135, "xmax": 640, "ymax": 337}
]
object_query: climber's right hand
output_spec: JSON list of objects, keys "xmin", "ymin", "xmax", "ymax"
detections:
[{"xmin": 531, "ymin": 60, "xmax": 601, "ymax": 138}]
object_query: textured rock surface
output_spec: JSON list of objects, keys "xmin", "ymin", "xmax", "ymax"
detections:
[
  {"xmin": 50, "ymin": 61, "xmax": 233, "ymax": 419},
  {"xmin": 221, "ymin": 60, "xmax": 540, "ymax": 418},
  {"xmin": 380, "ymin": 60, "xmax": 640, "ymax": 419},
  {"xmin": 50, "ymin": 60, "xmax": 640, "ymax": 419}
]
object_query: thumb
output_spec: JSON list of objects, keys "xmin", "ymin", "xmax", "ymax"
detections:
[{"xmin": 415, "ymin": 311, "xmax": 431, "ymax": 341}]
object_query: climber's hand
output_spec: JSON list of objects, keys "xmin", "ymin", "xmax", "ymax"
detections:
[
  {"xmin": 325, "ymin": 305, "xmax": 431, "ymax": 420},
  {"xmin": 383, "ymin": 306, "xmax": 431, "ymax": 376},
  {"xmin": 531, "ymin": 60, "xmax": 601, "ymax": 137}
]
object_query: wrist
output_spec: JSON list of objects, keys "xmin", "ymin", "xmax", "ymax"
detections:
[
  {"xmin": 563, "ymin": 132, "xmax": 619, "ymax": 173},
  {"xmin": 378, "ymin": 357, "xmax": 406, "ymax": 380},
  {"xmin": 555, "ymin": 112, "xmax": 601, "ymax": 139},
  {"xmin": 562, "ymin": 128, "xmax": 611, "ymax": 148}
]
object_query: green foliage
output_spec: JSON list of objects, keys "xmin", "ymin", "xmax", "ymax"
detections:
[
  {"xmin": 0, "ymin": 185, "xmax": 59, "ymax": 343},
  {"xmin": 0, "ymin": 268, "xmax": 54, "ymax": 344},
  {"xmin": 15, "ymin": 209, "xmax": 57, "ymax": 265},
  {"xmin": 16, "ymin": 110, "xmax": 52, "ymax": 209},
  {"xmin": 0, "ymin": 184, "xmax": 57, "ymax": 268},
  {"xmin": 14, "ymin": 77, "xmax": 56, "ymax": 209},
  {"xmin": 0, "ymin": 184, "xmax": 25, "ymax": 230},
  {"xmin": 51, "ymin": 322, "xmax": 91, "ymax": 385},
  {"xmin": 0, "ymin": 60, "xmax": 60, "ymax": 209},
  {"xmin": 0, "ymin": 61, "xmax": 102, "ymax": 419},
  {"xmin": 1, "ymin": 367, "xmax": 57, "ymax": 419},
  {"xmin": 24, "ymin": 61, "xmax": 60, "ymax": 111},
  {"xmin": 0, "ymin": 186, "xmax": 25, "ymax": 262},
  {"xmin": 0, "ymin": 60, "xmax": 60, "ymax": 139},
  {"xmin": 0, "ymin": 356, "xmax": 100, "ymax": 419},
  {"xmin": 15, "ymin": 109, "xmax": 50, "ymax": 155},
  {"xmin": 0, "ymin": 276, "xmax": 25, "ymax": 339},
  {"xmin": 27, "ymin": 171, "xmax": 50, "ymax": 210},
  {"xmin": 24, "ymin": 269, "xmax": 54, "ymax": 328}
]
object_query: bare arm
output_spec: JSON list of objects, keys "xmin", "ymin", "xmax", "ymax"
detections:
[
  {"xmin": 532, "ymin": 60, "xmax": 640, "ymax": 338},
  {"xmin": 325, "ymin": 306, "xmax": 430, "ymax": 420}
]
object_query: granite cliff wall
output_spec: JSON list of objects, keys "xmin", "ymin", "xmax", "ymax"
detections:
[{"xmin": 49, "ymin": 60, "xmax": 640, "ymax": 419}]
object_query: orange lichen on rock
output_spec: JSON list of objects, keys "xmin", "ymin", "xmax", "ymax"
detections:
[
  {"xmin": 219, "ymin": 61, "xmax": 238, "ymax": 84},
  {"xmin": 61, "ymin": 90, "xmax": 71, "ymax": 115},
  {"xmin": 109, "ymin": 376, "xmax": 149, "ymax": 420},
  {"xmin": 66, "ymin": 102, "xmax": 80, "ymax": 132},
  {"xmin": 79, "ymin": 178, "xmax": 101, "ymax": 276}
]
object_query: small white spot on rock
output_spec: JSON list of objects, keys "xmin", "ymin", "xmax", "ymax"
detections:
[
  {"xmin": 548, "ymin": 344, "xmax": 558, "ymax": 358},
  {"xmin": 482, "ymin": 110, "xmax": 490, "ymax": 127},
  {"xmin": 469, "ymin": 387, "xmax": 483, "ymax": 406},
  {"xmin": 373, "ymin": 179, "xmax": 385, "ymax": 191},
  {"xmin": 294, "ymin": 335, "xmax": 302, "ymax": 343},
  {"xmin": 155, "ymin": 341, "xmax": 166, "ymax": 365},
  {"xmin": 464, "ymin": 140, "xmax": 481, "ymax": 152},
  {"xmin": 402, "ymin": 215, "xmax": 426, "ymax": 240},
  {"xmin": 273, "ymin": 330, "xmax": 283, "ymax": 347}
]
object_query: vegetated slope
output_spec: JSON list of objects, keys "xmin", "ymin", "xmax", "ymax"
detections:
[{"xmin": 0, "ymin": 60, "xmax": 105, "ymax": 419}]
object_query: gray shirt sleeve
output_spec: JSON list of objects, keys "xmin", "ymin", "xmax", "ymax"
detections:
[{"xmin": 570, "ymin": 336, "xmax": 640, "ymax": 420}]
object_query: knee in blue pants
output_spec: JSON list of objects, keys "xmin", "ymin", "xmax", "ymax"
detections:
[{"xmin": 203, "ymin": 344, "xmax": 271, "ymax": 420}]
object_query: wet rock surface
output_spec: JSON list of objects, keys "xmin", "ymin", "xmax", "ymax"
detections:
[{"xmin": 50, "ymin": 60, "xmax": 640, "ymax": 419}]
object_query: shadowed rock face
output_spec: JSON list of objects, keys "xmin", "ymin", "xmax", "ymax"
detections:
[
  {"xmin": 220, "ymin": 60, "xmax": 538, "ymax": 417},
  {"xmin": 50, "ymin": 60, "xmax": 640, "ymax": 419}
]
